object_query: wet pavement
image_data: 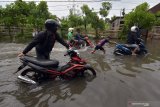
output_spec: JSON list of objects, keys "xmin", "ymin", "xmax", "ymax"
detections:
[{"xmin": 0, "ymin": 39, "xmax": 160, "ymax": 107}]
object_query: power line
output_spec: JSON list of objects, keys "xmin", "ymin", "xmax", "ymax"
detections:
[
  {"xmin": 49, "ymin": 8, "xmax": 133, "ymax": 11},
  {"xmin": 48, "ymin": 4, "xmax": 75, "ymax": 7},
  {"xmin": 0, "ymin": 0, "xmax": 120, "ymax": 2}
]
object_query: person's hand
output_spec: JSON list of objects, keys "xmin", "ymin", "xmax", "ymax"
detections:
[
  {"xmin": 18, "ymin": 52, "xmax": 24, "ymax": 57},
  {"xmin": 69, "ymin": 46, "xmax": 72, "ymax": 50},
  {"xmin": 125, "ymin": 44, "xmax": 129, "ymax": 47}
]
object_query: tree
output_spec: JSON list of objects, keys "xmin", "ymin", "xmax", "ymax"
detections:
[
  {"xmin": 0, "ymin": 6, "xmax": 3, "ymax": 24},
  {"xmin": 36, "ymin": 1, "xmax": 50, "ymax": 30},
  {"xmin": 0, "ymin": 0, "xmax": 55, "ymax": 42},
  {"xmin": 14, "ymin": 0, "xmax": 30, "ymax": 35},
  {"xmin": 27, "ymin": 1, "xmax": 37, "ymax": 28},
  {"xmin": 110, "ymin": 15, "xmax": 116, "ymax": 23},
  {"xmin": 122, "ymin": 2, "xmax": 156, "ymax": 38},
  {"xmin": 99, "ymin": 2, "xmax": 112, "ymax": 19},
  {"xmin": 1, "ymin": 4, "xmax": 17, "ymax": 41},
  {"xmin": 68, "ymin": 9, "xmax": 83, "ymax": 27},
  {"xmin": 81, "ymin": 4, "xmax": 105, "ymax": 38}
]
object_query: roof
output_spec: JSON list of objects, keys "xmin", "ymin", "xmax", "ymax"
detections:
[
  {"xmin": 149, "ymin": 3, "xmax": 160, "ymax": 14},
  {"xmin": 110, "ymin": 16, "xmax": 123, "ymax": 23}
]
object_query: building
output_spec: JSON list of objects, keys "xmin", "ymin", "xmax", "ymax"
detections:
[
  {"xmin": 148, "ymin": 3, "xmax": 160, "ymax": 14},
  {"xmin": 148, "ymin": 3, "xmax": 160, "ymax": 38},
  {"xmin": 110, "ymin": 16, "xmax": 124, "ymax": 31}
]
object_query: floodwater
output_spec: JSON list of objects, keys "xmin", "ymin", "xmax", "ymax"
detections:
[{"xmin": 0, "ymin": 39, "xmax": 160, "ymax": 107}]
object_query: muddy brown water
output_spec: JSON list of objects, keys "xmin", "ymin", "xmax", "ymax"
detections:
[{"xmin": 0, "ymin": 39, "xmax": 160, "ymax": 107}]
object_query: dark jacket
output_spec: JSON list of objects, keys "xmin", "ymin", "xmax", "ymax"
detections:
[
  {"xmin": 74, "ymin": 33, "xmax": 84, "ymax": 41},
  {"xmin": 127, "ymin": 31, "xmax": 139, "ymax": 44},
  {"xmin": 23, "ymin": 30, "xmax": 69, "ymax": 55}
]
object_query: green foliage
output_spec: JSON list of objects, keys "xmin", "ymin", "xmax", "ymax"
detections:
[
  {"xmin": 0, "ymin": 0, "xmax": 54, "ymax": 42},
  {"xmin": 0, "ymin": 0, "xmax": 112, "ymax": 42},
  {"xmin": 81, "ymin": 4, "xmax": 108, "ymax": 38},
  {"xmin": 110, "ymin": 15, "xmax": 116, "ymax": 23},
  {"xmin": 68, "ymin": 9, "xmax": 83, "ymax": 27},
  {"xmin": 155, "ymin": 11, "xmax": 160, "ymax": 26},
  {"xmin": 99, "ymin": 2, "xmax": 112, "ymax": 18},
  {"xmin": 122, "ymin": 2, "xmax": 156, "ymax": 38}
]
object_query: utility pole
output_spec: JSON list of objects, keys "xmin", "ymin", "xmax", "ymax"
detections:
[
  {"xmin": 72, "ymin": 0, "xmax": 75, "ymax": 14},
  {"xmin": 119, "ymin": 8, "xmax": 122, "ymax": 30},
  {"xmin": 67, "ymin": 0, "xmax": 79, "ymax": 15},
  {"xmin": 67, "ymin": 0, "xmax": 77, "ymax": 15},
  {"xmin": 122, "ymin": 8, "xmax": 125, "ymax": 17}
]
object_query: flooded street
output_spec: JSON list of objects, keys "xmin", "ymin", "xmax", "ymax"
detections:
[{"xmin": 0, "ymin": 39, "xmax": 160, "ymax": 107}]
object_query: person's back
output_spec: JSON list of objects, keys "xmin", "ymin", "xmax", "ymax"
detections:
[
  {"xmin": 127, "ymin": 31, "xmax": 137, "ymax": 44},
  {"xmin": 98, "ymin": 39, "xmax": 109, "ymax": 46},
  {"xmin": 34, "ymin": 31, "xmax": 61, "ymax": 58},
  {"xmin": 67, "ymin": 28, "xmax": 74, "ymax": 41},
  {"xmin": 68, "ymin": 32, "xmax": 73, "ymax": 41},
  {"xmin": 74, "ymin": 33, "xmax": 82, "ymax": 41},
  {"xmin": 91, "ymin": 37, "xmax": 111, "ymax": 54},
  {"xmin": 74, "ymin": 28, "xmax": 84, "ymax": 41}
]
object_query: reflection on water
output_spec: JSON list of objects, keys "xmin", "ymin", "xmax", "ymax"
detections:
[
  {"xmin": 0, "ymin": 40, "xmax": 160, "ymax": 107},
  {"xmin": 13, "ymin": 77, "xmax": 89, "ymax": 107}
]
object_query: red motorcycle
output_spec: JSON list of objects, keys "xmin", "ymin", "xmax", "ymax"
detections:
[
  {"xmin": 68, "ymin": 36, "xmax": 94, "ymax": 49},
  {"xmin": 15, "ymin": 49, "xmax": 96, "ymax": 84}
]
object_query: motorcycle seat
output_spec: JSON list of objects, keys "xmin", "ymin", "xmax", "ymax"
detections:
[{"xmin": 21, "ymin": 55, "xmax": 59, "ymax": 68}]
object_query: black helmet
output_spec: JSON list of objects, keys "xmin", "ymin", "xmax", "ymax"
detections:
[{"xmin": 45, "ymin": 19, "xmax": 60, "ymax": 32}]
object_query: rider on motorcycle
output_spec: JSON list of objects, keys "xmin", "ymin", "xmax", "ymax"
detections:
[
  {"xmin": 67, "ymin": 27, "xmax": 74, "ymax": 41},
  {"xmin": 126, "ymin": 25, "xmax": 141, "ymax": 55},
  {"xmin": 74, "ymin": 28, "xmax": 85, "ymax": 47},
  {"xmin": 18, "ymin": 19, "xmax": 69, "ymax": 59}
]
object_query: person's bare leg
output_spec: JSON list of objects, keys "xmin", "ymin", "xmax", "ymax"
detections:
[
  {"xmin": 102, "ymin": 50, "xmax": 106, "ymax": 54},
  {"xmin": 91, "ymin": 50, "xmax": 96, "ymax": 54},
  {"xmin": 132, "ymin": 47, "xmax": 138, "ymax": 55}
]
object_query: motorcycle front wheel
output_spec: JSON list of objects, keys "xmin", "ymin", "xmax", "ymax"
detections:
[{"xmin": 78, "ymin": 66, "xmax": 96, "ymax": 81}]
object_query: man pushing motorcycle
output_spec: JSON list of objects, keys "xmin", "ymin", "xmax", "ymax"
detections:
[{"xmin": 18, "ymin": 19, "xmax": 69, "ymax": 59}]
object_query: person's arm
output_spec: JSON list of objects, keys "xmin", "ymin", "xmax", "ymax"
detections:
[
  {"xmin": 109, "ymin": 40, "xmax": 117, "ymax": 44},
  {"xmin": 22, "ymin": 32, "xmax": 44, "ymax": 54},
  {"xmin": 79, "ymin": 35, "xmax": 85, "ymax": 40},
  {"xmin": 56, "ymin": 33, "xmax": 69, "ymax": 49}
]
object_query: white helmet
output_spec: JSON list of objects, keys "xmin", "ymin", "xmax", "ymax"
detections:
[
  {"xmin": 68, "ymin": 28, "xmax": 74, "ymax": 32},
  {"xmin": 130, "ymin": 26, "xmax": 138, "ymax": 32}
]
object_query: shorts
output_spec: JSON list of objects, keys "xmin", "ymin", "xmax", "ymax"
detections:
[
  {"xmin": 127, "ymin": 44, "xmax": 138, "ymax": 48},
  {"xmin": 95, "ymin": 45, "xmax": 104, "ymax": 51},
  {"xmin": 127, "ymin": 44, "xmax": 140, "ymax": 51}
]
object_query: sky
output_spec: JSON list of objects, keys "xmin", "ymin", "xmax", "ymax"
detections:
[{"xmin": 0, "ymin": 0, "xmax": 160, "ymax": 19}]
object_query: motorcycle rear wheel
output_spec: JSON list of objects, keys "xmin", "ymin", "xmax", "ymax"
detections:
[{"xmin": 80, "ymin": 66, "xmax": 96, "ymax": 81}]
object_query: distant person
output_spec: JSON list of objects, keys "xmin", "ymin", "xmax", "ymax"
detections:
[
  {"xmin": 91, "ymin": 36, "xmax": 116, "ymax": 54},
  {"xmin": 18, "ymin": 19, "xmax": 69, "ymax": 59},
  {"xmin": 74, "ymin": 28, "xmax": 85, "ymax": 46},
  {"xmin": 67, "ymin": 27, "xmax": 74, "ymax": 41}
]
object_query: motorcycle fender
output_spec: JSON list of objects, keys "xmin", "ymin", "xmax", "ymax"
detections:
[
  {"xmin": 84, "ymin": 64, "xmax": 91, "ymax": 68},
  {"xmin": 14, "ymin": 64, "xmax": 26, "ymax": 74}
]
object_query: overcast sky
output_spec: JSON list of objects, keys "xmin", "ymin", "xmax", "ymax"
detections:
[{"xmin": 0, "ymin": 0, "xmax": 160, "ymax": 18}]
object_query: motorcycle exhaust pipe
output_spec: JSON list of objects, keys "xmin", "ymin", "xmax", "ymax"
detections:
[{"xmin": 18, "ymin": 75, "xmax": 37, "ymax": 84}]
